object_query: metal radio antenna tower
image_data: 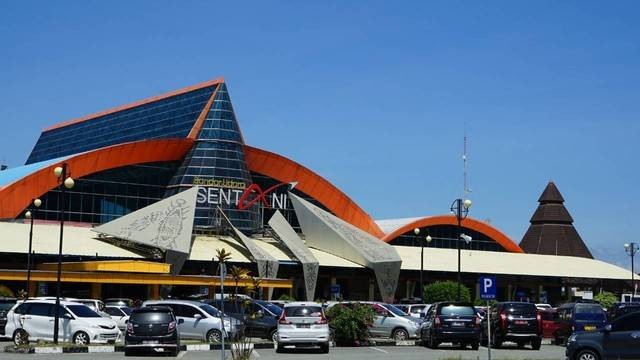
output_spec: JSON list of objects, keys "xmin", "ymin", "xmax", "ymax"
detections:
[{"xmin": 463, "ymin": 129, "xmax": 471, "ymax": 199}]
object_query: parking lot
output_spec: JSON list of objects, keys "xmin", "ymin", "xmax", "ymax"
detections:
[{"xmin": 0, "ymin": 343, "xmax": 566, "ymax": 360}]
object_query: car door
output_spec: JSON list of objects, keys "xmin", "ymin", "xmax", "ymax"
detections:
[
  {"xmin": 371, "ymin": 304, "xmax": 393, "ymax": 337},
  {"xmin": 602, "ymin": 312, "xmax": 640, "ymax": 359},
  {"xmin": 105, "ymin": 307, "xmax": 126, "ymax": 329},
  {"xmin": 25, "ymin": 303, "xmax": 53, "ymax": 341},
  {"xmin": 422, "ymin": 305, "xmax": 436, "ymax": 339}
]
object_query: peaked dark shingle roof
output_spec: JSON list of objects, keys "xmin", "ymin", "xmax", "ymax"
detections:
[{"xmin": 519, "ymin": 182, "xmax": 593, "ymax": 258}]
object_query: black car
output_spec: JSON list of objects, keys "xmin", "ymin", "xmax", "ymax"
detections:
[
  {"xmin": 420, "ymin": 302, "xmax": 481, "ymax": 349},
  {"xmin": 606, "ymin": 302, "xmax": 640, "ymax": 322},
  {"xmin": 566, "ymin": 311, "xmax": 640, "ymax": 360},
  {"xmin": 124, "ymin": 306, "xmax": 183, "ymax": 357},
  {"xmin": 0, "ymin": 297, "xmax": 17, "ymax": 336},
  {"xmin": 207, "ymin": 298, "xmax": 282, "ymax": 342},
  {"xmin": 482, "ymin": 302, "xmax": 542, "ymax": 350}
]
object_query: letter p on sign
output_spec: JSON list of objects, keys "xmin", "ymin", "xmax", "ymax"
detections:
[{"xmin": 480, "ymin": 275, "xmax": 496, "ymax": 300}]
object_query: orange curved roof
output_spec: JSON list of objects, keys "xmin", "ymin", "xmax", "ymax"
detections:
[
  {"xmin": 0, "ymin": 138, "xmax": 193, "ymax": 219},
  {"xmin": 244, "ymin": 145, "xmax": 385, "ymax": 238},
  {"xmin": 381, "ymin": 215, "xmax": 524, "ymax": 253}
]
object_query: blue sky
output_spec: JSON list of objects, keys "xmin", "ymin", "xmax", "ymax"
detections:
[{"xmin": 1, "ymin": 1, "xmax": 639, "ymax": 268}]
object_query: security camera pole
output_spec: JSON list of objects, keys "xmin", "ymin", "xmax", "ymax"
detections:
[{"xmin": 450, "ymin": 198, "xmax": 471, "ymax": 301}]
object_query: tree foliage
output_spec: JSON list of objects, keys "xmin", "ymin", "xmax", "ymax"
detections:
[
  {"xmin": 594, "ymin": 291, "xmax": 618, "ymax": 310},
  {"xmin": 325, "ymin": 303, "xmax": 376, "ymax": 346},
  {"xmin": 423, "ymin": 281, "xmax": 471, "ymax": 303},
  {"xmin": 0, "ymin": 284, "xmax": 14, "ymax": 297}
]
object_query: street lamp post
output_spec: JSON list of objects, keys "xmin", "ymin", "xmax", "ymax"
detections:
[
  {"xmin": 624, "ymin": 243, "xmax": 639, "ymax": 297},
  {"xmin": 24, "ymin": 198, "xmax": 42, "ymax": 299},
  {"xmin": 450, "ymin": 198, "xmax": 472, "ymax": 301},
  {"xmin": 52, "ymin": 164, "xmax": 74, "ymax": 344},
  {"xmin": 419, "ymin": 232, "xmax": 432, "ymax": 303}
]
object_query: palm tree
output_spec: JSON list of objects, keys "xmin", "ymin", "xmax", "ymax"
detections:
[{"xmin": 229, "ymin": 266, "xmax": 251, "ymax": 298}]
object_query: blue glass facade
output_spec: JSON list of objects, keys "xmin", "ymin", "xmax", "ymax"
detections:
[
  {"xmin": 26, "ymin": 85, "xmax": 217, "ymax": 164},
  {"xmin": 166, "ymin": 83, "xmax": 260, "ymax": 231}
]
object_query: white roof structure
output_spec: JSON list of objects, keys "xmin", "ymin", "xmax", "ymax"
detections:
[
  {"xmin": 0, "ymin": 222, "xmax": 635, "ymax": 281},
  {"xmin": 375, "ymin": 217, "xmax": 424, "ymax": 235}
]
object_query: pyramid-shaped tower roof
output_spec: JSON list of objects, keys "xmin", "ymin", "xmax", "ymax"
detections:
[{"xmin": 519, "ymin": 182, "xmax": 593, "ymax": 258}]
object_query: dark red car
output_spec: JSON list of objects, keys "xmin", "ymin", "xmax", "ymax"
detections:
[{"xmin": 539, "ymin": 309, "xmax": 562, "ymax": 338}]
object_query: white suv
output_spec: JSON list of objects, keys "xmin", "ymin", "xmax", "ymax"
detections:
[
  {"xmin": 276, "ymin": 302, "xmax": 330, "ymax": 353},
  {"xmin": 5, "ymin": 300, "xmax": 120, "ymax": 345}
]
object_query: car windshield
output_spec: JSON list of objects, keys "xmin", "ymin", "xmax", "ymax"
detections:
[
  {"xmin": 255, "ymin": 300, "xmax": 283, "ymax": 316},
  {"xmin": 440, "ymin": 305, "xmax": 475, "ymax": 316},
  {"xmin": 121, "ymin": 307, "xmax": 132, "ymax": 316},
  {"xmin": 0, "ymin": 302, "xmax": 16, "ymax": 311},
  {"xmin": 504, "ymin": 303, "xmax": 536, "ymax": 316},
  {"xmin": 199, "ymin": 304, "xmax": 221, "ymax": 317},
  {"xmin": 384, "ymin": 304, "xmax": 409, "ymax": 317},
  {"xmin": 284, "ymin": 306, "xmax": 323, "ymax": 317},
  {"xmin": 574, "ymin": 304, "xmax": 605, "ymax": 320},
  {"xmin": 67, "ymin": 305, "xmax": 102, "ymax": 318},
  {"xmin": 130, "ymin": 311, "xmax": 173, "ymax": 323}
]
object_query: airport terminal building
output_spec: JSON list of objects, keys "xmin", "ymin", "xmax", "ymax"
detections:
[{"xmin": 0, "ymin": 77, "xmax": 635, "ymax": 304}]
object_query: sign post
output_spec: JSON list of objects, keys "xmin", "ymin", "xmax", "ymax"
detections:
[
  {"xmin": 220, "ymin": 263, "xmax": 227, "ymax": 360},
  {"xmin": 480, "ymin": 275, "xmax": 496, "ymax": 360}
]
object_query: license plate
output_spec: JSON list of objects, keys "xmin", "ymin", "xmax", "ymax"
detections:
[
  {"xmin": 452, "ymin": 322, "xmax": 464, "ymax": 327},
  {"xmin": 515, "ymin": 320, "xmax": 528, "ymax": 325},
  {"xmin": 297, "ymin": 324, "xmax": 310, "ymax": 328},
  {"xmin": 584, "ymin": 325, "xmax": 596, "ymax": 331},
  {"xmin": 143, "ymin": 340, "xmax": 158, "ymax": 344}
]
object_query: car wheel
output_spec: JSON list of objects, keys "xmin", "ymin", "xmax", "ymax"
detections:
[
  {"xmin": 124, "ymin": 349, "xmax": 134, "ymax": 357},
  {"xmin": 207, "ymin": 329, "xmax": 222, "ymax": 343},
  {"xmin": 429, "ymin": 334, "xmax": 439, "ymax": 349},
  {"xmin": 275, "ymin": 343, "xmax": 284, "ymax": 353},
  {"xmin": 320, "ymin": 342, "xmax": 330, "ymax": 354},
  {"xmin": 170, "ymin": 348, "xmax": 179, "ymax": 357},
  {"xmin": 517, "ymin": 341, "xmax": 525, "ymax": 349},
  {"xmin": 73, "ymin": 331, "xmax": 90, "ymax": 345},
  {"xmin": 268, "ymin": 329, "xmax": 278, "ymax": 343},
  {"xmin": 392, "ymin": 328, "xmax": 409, "ymax": 341},
  {"xmin": 471, "ymin": 342, "xmax": 479, "ymax": 350},
  {"xmin": 13, "ymin": 329, "xmax": 29, "ymax": 346},
  {"xmin": 531, "ymin": 338, "xmax": 542, "ymax": 350},
  {"xmin": 576, "ymin": 349, "xmax": 600, "ymax": 360}
]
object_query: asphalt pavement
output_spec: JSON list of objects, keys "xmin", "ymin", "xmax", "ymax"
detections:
[{"xmin": 0, "ymin": 344, "xmax": 566, "ymax": 360}]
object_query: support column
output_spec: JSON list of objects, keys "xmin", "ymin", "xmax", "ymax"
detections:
[
  {"xmin": 150, "ymin": 284, "xmax": 160, "ymax": 300},
  {"xmin": 369, "ymin": 279, "xmax": 375, "ymax": 301},
  {"xmin": 507, "ymin": 284, "xmax": 513, "ymax": 301},
  {"xmin": 90, "ymin": 283, "xmax": 102, "ymax": 299},
  {"xmin": 475, "ymin": 282, "xmax": 480, "ymax": 301},
  {"xmin": 28, "ymin": 281, "xmax": 37, "ymax": 297}
]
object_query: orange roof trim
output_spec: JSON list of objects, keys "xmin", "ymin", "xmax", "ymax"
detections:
[
  {"xmin": 0, "ymin": 138, "xmax": 193, "ymax": 219},
  {"xmin": 44, "ymin": 77, "xmax": 224, "ymax": 132},
  {"xmin": 381, "ymin": 215, "xmax": 524, "ymax": 253},
  {"xmin": 244, "ymin": 145, "xmax": 385, "ymax": 238}
]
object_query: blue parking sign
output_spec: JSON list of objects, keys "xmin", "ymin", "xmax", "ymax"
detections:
[{"xmin": 480, "ymin": 275, "xmax": 496, "ymax": 300}]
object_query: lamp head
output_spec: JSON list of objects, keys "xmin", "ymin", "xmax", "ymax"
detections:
[
  {"xmin": 33, "ymin": 198, "xmax": 42, "ymax": 208},
  {"xmin": 625, "ymin": 243, "xmax": 630, "ymax": 249},
  {"xmin": 64, "ymin": 177, "xmax": 75, "ymax": 189},
  {"xmin": 463, "ymin": 199, "xmax": 472, "ymax": 209},
  {"xmin": 413, "ymin": 228, "xmax": 420, "ymax": 235},
  {"xmin": 25, "ymin": 210, "xmax": 32, "ymax": 219},
  {"xmin": 426, "ymin": 235, "xmax": 432, "ymax": 243},
  {"xmin": 53, "ymin": 166, "xmax": 63, "ymax": 178}
]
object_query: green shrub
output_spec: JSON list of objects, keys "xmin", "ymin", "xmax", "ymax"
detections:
[
  {"xmin": 278, "ymin": 293, "xmax": 296, "ymax": 301},
  {"xmin": 325, "ymin": 303, "xmax": 375, "ymax": 346},
  {"xmin": 0, "ymin": 284, "xmax": 14, "ymax": 297},
  {"xmin": 474, "ymin": 298, "xmax": 498, "ymax": 307},
  {"xmin": 423, "ymin": 281, "xmax": 471, "ymax": 303},
  {"xmin": 594, "ymin": 291, "xmax": 618, "ymax": 310}
]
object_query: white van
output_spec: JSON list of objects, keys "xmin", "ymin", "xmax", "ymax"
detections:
[{"xmin": 5, "ymin": 300, "xmax": 120, "ymax": 345}]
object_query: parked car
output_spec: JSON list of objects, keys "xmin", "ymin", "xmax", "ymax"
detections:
[
  {"xmin": 275, "ymin": 302, "xmax": 330, "ymax": 353},
  {"xmin": 207, "ymin": 298, "xmax": 282, "ymax": 342},
  {"xmin": 0, "ymin": 297, "xmax": 17, "ymax": 336},
  {"xmin": 5, "ymin": 299, "xmax": 120, "ymax": 345},
  {"xmin": 536, "ymin": 303, "xmax": 552, "ymax": 311},
  {"xmin": 144, "ymin": 299, "xmax": 238, "ymax": 342},
  {"xmin": 539, "ymin": 309, "xmax": 562, "ymax": 338},
  {"xmin": 104, "ymin": 298, "xmax": 133, "ymax": 307},
  {"xmin": 420, "ymin": 301, "xmax": 481, "ymax": 349},
  {"xmin": 124, "ymin": 306, "xmax": 181, "ymax": 357},
  {"xmin": 606, "ymin": 302, "xmax": 640, "ymax": 322},
  {"xmin": 329, "ymin": 301, "xmax": 422, "ymax": 341},
  {"xmin": 104, "ymin": 305, "xmax": 132, "ymax": 330},
  {"xmin": 76, "ymin": 299, "xmax": 110, "ymax": 317},
  {"xmin": 566, "ymin": 311, "xmax": 640, "ymax": 360},
  {"xmin": 393, "ymin": 303, "xmax": 429, "ymax": 318},
  {"xmin": 482, "ymin": 301, "xmax": 542, "ymax": 349},
  {"xmin": 554, "ymin": 302, "xmax": 607, "ymax": 345}
]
